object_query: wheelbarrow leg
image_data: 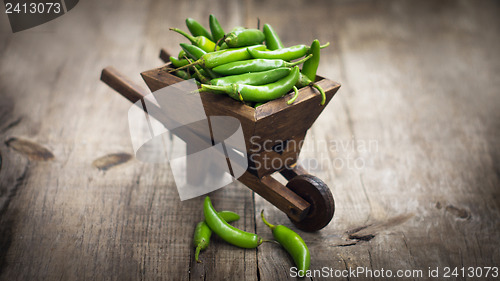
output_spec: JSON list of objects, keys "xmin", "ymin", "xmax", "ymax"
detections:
[
  {"xmin": 279, "ymin": 163, "xmax": 308, "ymax": 180},
  {"xmin": 238, "ymin": 171, "xmax": 311, "ymax": 222}
]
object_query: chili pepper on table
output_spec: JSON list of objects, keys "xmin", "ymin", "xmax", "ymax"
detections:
[
  {"xmin": 200, "ymin": 66, "xmax": 300, "ymax": 103},
  {"xmin": 211, "ymin": 54, "xmax": 312, "ymax": 76},
  {"xmin": 194, "ymin": 210, "xmax": 240, "ymax": 263},
  {"xmin": 247, "ymin": 42, "xmax": 330, "ymax": 61},
  {"xmin": 261, "ymin": 210, "xmax": 310, "ymax": 277},
  {"xmin": 171, "ymin": 45, "xmax": 266, "ymax": 71},
  {"xmin": 225, "ymin": 28, "xmax": 265, "ymax": 47},
  {"xmin": 186, "ymin": 18, "xmax": 213, "ymax": 41},
  {"xmin": 203, "ymin": 196, "xmax": 263, "ymax": 248},
  {"xmin": 170, "ymin": 28, "xmax": 218, "ymax": 53},
  {"xmin": 210, "ymin": 67, "xmax": 291, "ymax": 86},
  {"xmin": 263, "ymin": 23, "xmax": 284, "ymax": 50},
  {"xmin": 209, "ymin": 14, "xmax": 225, "ymax": 43}
]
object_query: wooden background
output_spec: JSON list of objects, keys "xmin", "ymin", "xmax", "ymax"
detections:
[{"xmin": 1, "ymin": 0, "xmax": 499, "ymax": 280}]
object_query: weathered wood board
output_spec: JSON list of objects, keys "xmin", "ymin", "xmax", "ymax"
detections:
[{"xmin": 1, "ymin": 0, "xmax": 499, "ymax": 280}]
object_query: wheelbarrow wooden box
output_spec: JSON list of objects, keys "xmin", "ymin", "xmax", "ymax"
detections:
[{"xmin": 101, "ymin": 60, "xmax": 340, "ymax": 231}]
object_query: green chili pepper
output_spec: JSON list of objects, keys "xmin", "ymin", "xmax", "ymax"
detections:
[
  {"xmin": 203, "ymin": 196, "xmax": 263, "ymax": 249},
  {"xmin": 210, "ymin": 67, "xmax": 291, "ymax": 86},
  {"xmin": 225, "ymin": 28, "xmax": 265, "ymax": 48},
  {"xmin": 261, "ymin": 210, "xmax": 310, "ymax": 277},
  {"xmin": 296, "ymin": 72, "xmax": 326, "ymax": 105},
  {"xmin": 212, "ymin": 54, "xmax": 312, "ymax": 76},
  {"xmin": 200, "ymin": 66, "xmax": 300, "ymax": 103},
  {"xmin": 302, "ymin": 39, "xmax": 321, "ymax": 82},
  {"xmin": 173, "ymin": 70, "xmax": 190, "ymax": 80},
  {"xmin": 180, "ymin": 43, "xmax": 206, "ymax": 60},
  {"xmin": 249, "ymin": 45, "xmax": 308, "ymax": 61},
  {"xmin": 254, "ymin": 102, "xmax": 264, "ymax": 107},
  {"xmin": 209, "ymin": 14, "xmax": 225, "ymax": 43},
  {"xmin": 170, "ymin": 56, "xmax": 189, "ymax": 68},
  {"xmin": 263, "ymin": 23, "xmax": 284, "ymax": 50},
  {"xmin": 178, "ymin": 49, "xmax": 187, "ymax": 59},
  {"xmin": 194, "ymin": 210, "xmax": 240, "ymax": 263},
  {"xmin": 186, "ymin": 18, "xmax": 213, "ymax": 41},
  {"xmin": 247, "ymin": 42, "xmax": 330, "ymax": 61},
  {"xmin": 171, "ymin": 45, "xmax": 266, "ymax": 71},
  {"xmin": 170, "ymin": 28, "xmax": 218, "ymax": 53},
  {"xmin": 180, "ymin": 44, "xmax": 219, "ymax": 79}
]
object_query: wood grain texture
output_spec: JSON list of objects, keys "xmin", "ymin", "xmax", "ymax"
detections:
[{"xmin": 1, "ymin": 0, "xmax": 500, "ymax": 280}]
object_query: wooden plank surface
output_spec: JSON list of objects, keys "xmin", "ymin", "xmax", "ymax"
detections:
[{"xmin": 1, "ymin": 0, "xmax": 500, "ymax": 280}]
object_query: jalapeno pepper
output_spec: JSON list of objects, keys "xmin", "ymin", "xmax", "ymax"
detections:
[
  {"xmin": 209, "ymin": 14, "xmax": 225, "ymax": 43},
  {"xmin": 186, "ymin": 18, "xmax": 213, "ymax": 41},
  {"xmin": 178, "ymin": 49, "xmax": 187, "ymax": 60},
  {"xmin": 210, "ymin": 67, "xmax": 291, "ymax": 86},
  {"xmin": 169, "ymin": 56, "xmax": 189, "ymax": 68},
  {"xmin": 225, "ymin": 28, "xmax": 265, "ymax": 47},
  {"xmin": 203, "ymin": 196, "xmax": 263, "ymax": 248},
  {"xmin": 180, "ymin": 43, "xmax": 219, "ymax": 79},
  {"xmin": 296, "ymin": 72, "xmax": 326, "ymax": 105},
  {"xmin": 298, "ymin": 39, "xmax": 326, "ymax": 105},
  {"xmin": 263, "ymin": 23, "xmax": 284, "ymax": 50},
  {"xmin": 302, "ymin": 39, "xmax": 321, "ymax": 81},
  {"xmin": 170, "ymin": 28, "xmax": 218, "ymax": 53},
  {"xmin": 261, "ymin": 210, "xmax": 310, "ymax": 277},
  {"xmin": 194, "ymin": 210, "xmax": 240, "ymax": 263},
  {"xmin": 173, "ymin": 69, "xmax": 190, "ymax": 80},
  {"xmin": 247, "ymin": 42, "xmax": 329, "ymax": 61},
  {"xmin": 200, "ymin": 66, "xmax": 300, "ymax": 103},
  {"xmin": 180, "ymin": 43, "xmax": 206, "ymax": 60},
  {"xmin": 171, "ymin": 45, "xmax": 266, "ymax": 72},
  {"xmin": 211, "ymin": 54, "xmax": 312, "ymax": 76}
]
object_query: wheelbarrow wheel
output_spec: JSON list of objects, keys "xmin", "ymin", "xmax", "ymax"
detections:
[{"xmin": 286, "ymin": 174, "xmax": 335, "ymax": 232}]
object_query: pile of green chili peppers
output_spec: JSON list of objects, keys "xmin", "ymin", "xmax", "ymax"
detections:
[
  {"xmin": 195, "ymin": 196, "xmax": 310, "ymax": 277},
  {"xmin": 168, "ymin": 15, "xmax": 329, "ymax": 106}
]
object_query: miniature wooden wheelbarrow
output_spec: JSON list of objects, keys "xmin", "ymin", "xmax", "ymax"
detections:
[{"xmin": 100, "ymin": 51, "xmax": 340, "ymax": 232}]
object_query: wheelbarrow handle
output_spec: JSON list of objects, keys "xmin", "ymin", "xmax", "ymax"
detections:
[
  {"xmin": 159, "ymin": 48, "xmax": 173, "ymax": 63},
  {"xmin": 100, "ymin": 66, "xmax": 149, "ymax": 104}
]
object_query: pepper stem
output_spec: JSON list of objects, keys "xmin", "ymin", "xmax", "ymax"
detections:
[
  {"xmin": 286, "ymin": 54, "xmax": 313, "ymax": 67},
  {"xmin": 199, "ymin": 84, "xmax": 231, "ymax": 93},
  {"xmin": 260, "ymin": 210, "xmax": 276, "ymax": 230},
  {"xmin": 168, "ymin": 59, "xmax": 201, "ymax": 72},
  {"xmin": 215, "ymin": 35, "xmax": 226, "ymax": 49},
  {"xmin": 320, "ymin": 42, "xmax": 330, "ymax": 49},
  {"xmin": 170, "ymin": 28, "xmax": 196, "ymax": 45},
  {"xmin": 185, "ymin": 56, "xmax": 210, "ymax": 84},
  {"xmin": 195, "ymin": 245, "xmax": 202, "ymax": 263},
  {"xmin": 312, "ymin": 83, "xmax": 326, "ymax": 105},
  {"xmin": 287, "ymin": 86, "xmax": 299, "ymax": 105},
  {"xmin": 261, "ymin": 240, "xmax": 280, "ymax": 246}
]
